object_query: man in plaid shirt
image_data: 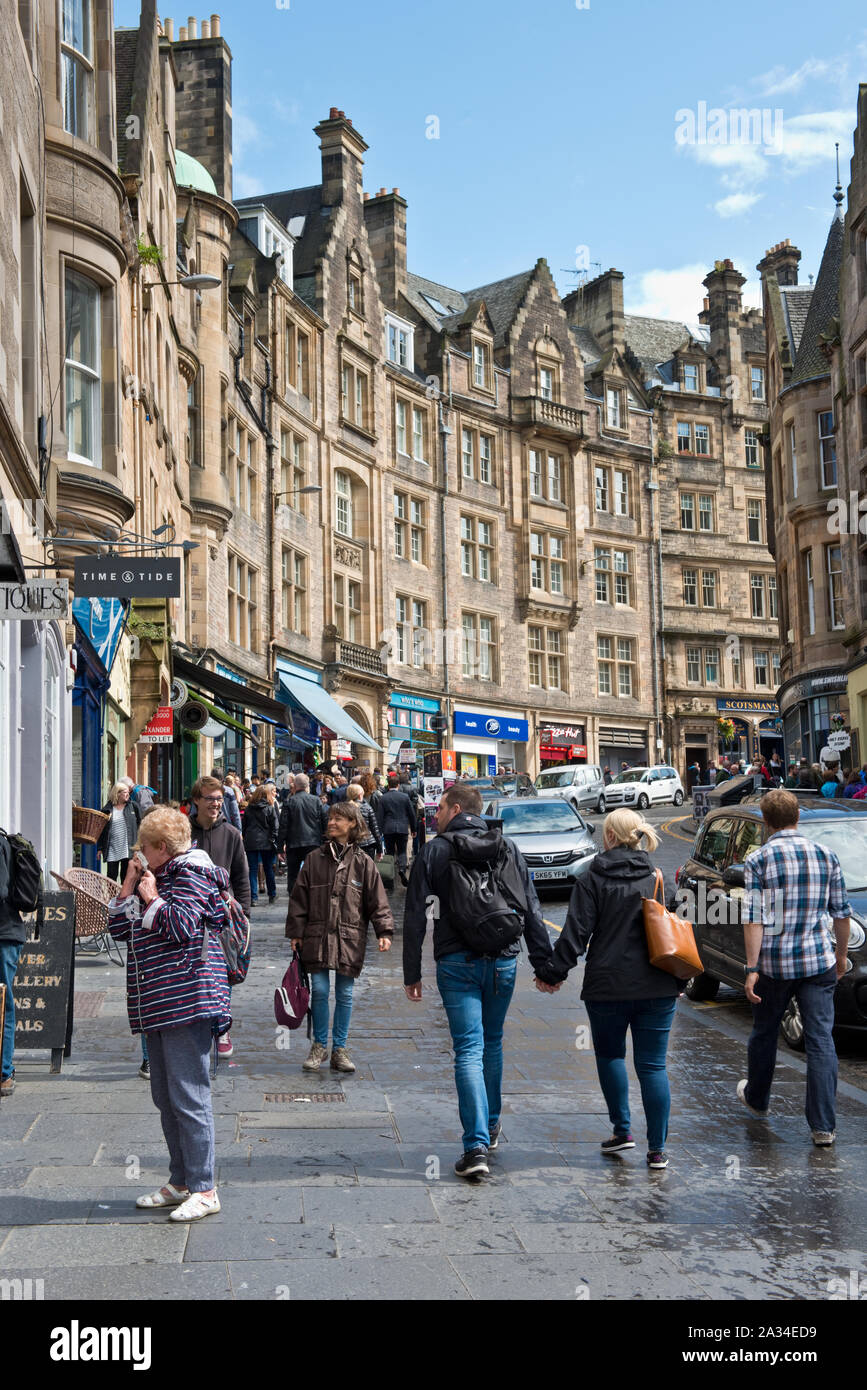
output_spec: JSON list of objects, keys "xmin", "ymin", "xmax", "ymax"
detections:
[{"xmin": 739, "ymin": 789, "xmax": 851, "ymax": 1145}]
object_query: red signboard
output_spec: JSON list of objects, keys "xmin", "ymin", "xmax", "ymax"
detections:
[{"xmin": 140, "ymin": 706, "xmax": 174, "ymax": 744}]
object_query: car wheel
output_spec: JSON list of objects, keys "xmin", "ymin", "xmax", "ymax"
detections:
[
  {"xmin": 780, "ymin": 997, "xmax": 806, "ymax": 1052},
  {"xmin": 684, "ymin": 973, "xmax": 720, "ymax": 1002},
  {"xmin": 673, "ymin": 789, "xmax": 684, "ymax": 807},
  {"xmin": 637, "ymin": 794, "xmax": 650, "ymax": 810},
  {"xmin": 596, "ymin": 796, "xmax": 606, "ymax": 815}
]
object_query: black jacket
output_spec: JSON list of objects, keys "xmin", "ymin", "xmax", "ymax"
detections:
[
  {"xmin": 0, "ymin": 835, "xmax": 25, "ymax": 944},
  {"xmin": 278, "ymin": 792, "xmax": 329, "ymax": 851},
  {"xmin": 379, "ymin": 788, "xmax": 417, "ymax": 836},
  {"xmin": 536, "ymin": 847, "xmax": 681, "ymax": 1001},
  {"xmin": 96, "ymin": 799, "xmax": 141, "ymax": 860},
  {"xmin": 403, "ymin": 812, "xmax": 552, "ymax": 984},
  {"xmin": 242, "ymin": 800, "xmax": 280, "ymax": 852},
  {"xmin": 187, "ymin": 810, "xmax": 252, "ymax": 912},
  {"xmin": 356, "ymin": 800, "xmax": 382, "ymax": 849}
]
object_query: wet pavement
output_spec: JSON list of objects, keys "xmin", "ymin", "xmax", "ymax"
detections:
[{"xmin": 1, "ymin": 812, "xmax": 866, "ymax": 1302}]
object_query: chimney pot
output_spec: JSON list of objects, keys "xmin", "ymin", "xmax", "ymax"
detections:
[
  {"xmin": 210, "ymin": 12, "xmax": 220, "ymax": 35},
  {"xmin": 329, "ymin": 107, "xmax": 339, "ymax": 119},
  {"xmin": 187, "ymin": 15, "xmax": 197, "ymax": 38},
  {"xmin": 339, "ymin": 110, "xmax": 345, "ymax": 118},
  {"xmin": 392, "ymin": 187, "xmax": 399, "ymax": 194},
  {"xmin": 703, "ymin": 297, "xmax": 710, "ymax": 310},
  {"xmin": 164, "ymin": 16, "xmax": 174, "ymax": 38},
  {"xmin": 379, "ymin": 187, "xmax": 386, "ymax": 196},
  {"xmin": 201, "ymin": 19, "xmax": 210, "ymax": 36},
  {"xmin": 363, "ymin": 191, "xmax": 369, "ymax": 201},
  {"xmin": 179, "ymin": 24, "xmax": 188, "ymax": 39}
]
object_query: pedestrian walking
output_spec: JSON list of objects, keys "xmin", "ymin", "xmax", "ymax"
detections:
[
  {"xmin": 188, "ymin": 775, "xmax": 251, "ymax": 1064},
  {"xmin": 242, "ymin": 785, "xmax": 280, "ymax": 904},
  {"xmin": 378, "ymin": 776, "xmax": 417, "ymax": 887},
  {"xmin": 219, "ymin": 773, "xmax": 242, "ymax": 831},
  {"xmin": 0, "ymin": 836, "xmax": 25, "ymax": 1097},
  {"xmin": 738, "ymin": 790, "xmax": 851, "ymax": 1146},
  {"xmin": 345, "ymin": 783, "xmax": 382, "ymax": 857},
  {"xmin": 534, "ymin": 809, "xmax": 681, "ymax": 1170},
  {"xmin": 286, "ymin": 802, "xmax": 393, "ymax": 1074},
  {"xmin": 97, "ymin": 782, "xmax": 142, "ymax": 883},
  {"xmin": 277, "ymin": 772, "xmax": 329, "ymax": 895},
  {"xmin": 403, "ymin": 782, "xmax": 552, "ymax": 1179},
  {"xmin": 107, "ymin": 807, "xmax": 230, "ymax": 1221}
]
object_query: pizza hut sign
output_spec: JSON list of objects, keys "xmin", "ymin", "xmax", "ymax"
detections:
[{"xmin": 540, "ymin": 724, "xmax": 585, "ymax": 743}]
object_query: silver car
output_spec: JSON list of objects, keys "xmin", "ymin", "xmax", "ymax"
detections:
[
  {"xmin": 482, "ymin": 796, "xmax": 598, "ymax": 889},
  {"xmin": 534, "ymin": 764, "xmax": 606, "ymax": 815}
]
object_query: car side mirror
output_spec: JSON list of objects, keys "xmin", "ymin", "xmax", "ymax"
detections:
[
  {"xmin": 722, "ymin": 864, "xmax": 745, "ymax": 888},
  {"xmin": 587, "ymin": 822, "xmax": 596, "ymax": 835}
]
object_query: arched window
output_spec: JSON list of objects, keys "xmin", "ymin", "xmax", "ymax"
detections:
[{"xmin": 335, "ymin": 471, "xmax": 353, "ymax": 537}]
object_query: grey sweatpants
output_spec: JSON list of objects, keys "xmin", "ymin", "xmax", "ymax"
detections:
[{"xmin": 146, "ymin": 1018, "xmax": 216, "ymax": 1192}]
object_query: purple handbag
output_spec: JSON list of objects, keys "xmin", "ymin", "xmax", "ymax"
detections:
[{"xmin": 274, "ymin": 949, "xmax": 311, "ymax": 1033}]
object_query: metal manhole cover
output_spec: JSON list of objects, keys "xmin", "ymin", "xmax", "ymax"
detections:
[{"xmin": 264, "ymin": 1092, "xmax": 346, "ymax": 1103}]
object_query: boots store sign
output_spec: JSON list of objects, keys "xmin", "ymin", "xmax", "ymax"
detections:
[
  {"xmin": 0, "ymin": 580, "xmax": 68, "ymax": 619},
  {"xmin": 74, "ymin": 556, "xmax": 181, "ymax": 598}
]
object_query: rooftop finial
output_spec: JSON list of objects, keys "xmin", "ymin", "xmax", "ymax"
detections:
[{"xmin": 834, "ymin": 142, "xmax": 844, "ymax": 220}]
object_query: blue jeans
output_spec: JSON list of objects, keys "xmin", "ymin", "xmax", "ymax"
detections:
[
  {"xmin": 146, "ymin": 1018, "xmax": 216, "ymax": 1192},
  {"xmin": 310, "ymin": 971, "xmax": 355, "ymax": 1049},
  {"xmin": 745, "ymin": 966, "xmax": 838, "ymax": 1133},
  {"xmin": 0, "ymin": 941, "xmax": 24, "ymax": 1080},
  {"xmin": 246, "ymin": 850, "xmax": 276, "ymax": 903},
  {"xmin": 436, "ymin": 951, "xmax": 517, "ymax": 1152},
  {"xmin": 585, "ymin": 996, "xmax": 678, "ymax": 1152}
]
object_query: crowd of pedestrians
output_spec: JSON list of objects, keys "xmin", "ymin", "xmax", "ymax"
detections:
[{"xmin": 1, "ymin": 753, "xmax": 848, "ymax": 1216}]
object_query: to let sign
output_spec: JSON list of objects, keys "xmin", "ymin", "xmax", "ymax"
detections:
[
  {"xmin": 74, "ymin": 555, "xmax": 181, "ymax": 598},
  {"xmin": 140, "ymin": 706, "xmax": 174, "ymax": 743},
  {"xmin": 0, "ymin": 580, "xmax": 68, "ymax": 620}
]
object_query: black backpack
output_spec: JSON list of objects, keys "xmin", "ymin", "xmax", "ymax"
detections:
[
  {"xmin": 445, "ymin": 828, "xmax": 528, "ymax": 954},
  {"xmin": 0, "ymin": 829, "xmax": 43, "ymax": 913}
]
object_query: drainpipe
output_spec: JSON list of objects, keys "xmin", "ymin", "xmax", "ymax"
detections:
[{"xmin": 438, "ymin": 378, "xmax": 452, "ymax": 741}]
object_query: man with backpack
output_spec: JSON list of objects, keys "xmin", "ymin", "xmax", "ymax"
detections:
[{"xmin": 403, "ymin": 782, "xmax": 553, "ymax": 1178}]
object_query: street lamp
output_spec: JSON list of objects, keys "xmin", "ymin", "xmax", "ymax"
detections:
[
  {"xmin": 142, "ymin": 273, "xmax": 222, "ymax": 303},
  {"xmin": 273, "ymin": 484, "xmax": 323, "ymax": 509}
]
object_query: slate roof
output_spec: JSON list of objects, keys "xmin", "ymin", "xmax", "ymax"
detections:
[
  {"xmin": 789, "ymin": 217, "xmax": 843, "ymax": 385},
  {"xmin": 235, "ymin": 187, "xmax": 328, "ymax": 278},
  {"xmin": 623, "ymin": 314, "xmax": 709, "ymax": 384},
  {"xmin": 569, "ymin": 324, "xmax": 603, "ymax": 370},
  {"xmin": 115, "ymin": 29, "xmax": 140, "ymax": 175},
  {"xmin": 404, "ymin": 273, "xmax": 468, "ymax": 331},
  {"xmin": 461, "ymin": 269, "xmax": 536, "ymax": 347},
  {"xmin": 779, "ymin": 286, "xmax": 813, "ymax": 358}
]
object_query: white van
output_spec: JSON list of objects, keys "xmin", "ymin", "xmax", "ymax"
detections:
[{"xmin": 534, "ymin": 764, "xmax": 607, "ymax": 814}]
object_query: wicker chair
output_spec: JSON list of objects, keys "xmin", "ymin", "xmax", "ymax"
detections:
[{"xmin": 51, "ymin": 869, "xmax": 125, "ymax": 966}]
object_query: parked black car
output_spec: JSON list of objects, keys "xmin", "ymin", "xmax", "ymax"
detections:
[{"xmin": 676, "ymin": 796, "xmax": 867, "ymax": 1049}]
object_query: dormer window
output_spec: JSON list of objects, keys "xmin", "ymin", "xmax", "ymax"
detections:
[
  {"xmin": 606, "ymin": 387, "xmax": 624, "ymax": 430},
  {"xmin": 473, "ymin": 341, "xmax": 492, "ymax": 392},
  {"xmin": 683, "ymin": 362, "xmax": 699, "ymax": 393},
  {"xmin": 385, "ymin": 313, "xmax": 414, "ymax": 372}
]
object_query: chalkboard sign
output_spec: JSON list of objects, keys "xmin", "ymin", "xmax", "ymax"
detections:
[{"xmin": 12, "ymin": 892, "xmax": 76, "ymax": 1073}]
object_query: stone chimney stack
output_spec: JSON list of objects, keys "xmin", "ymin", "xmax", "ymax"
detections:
[
  {"xmin": 563, "ymin": 269, "xmax": 624, "ymax": 353},
  {"xmin": 171, "ymin": 18, "xmax": 233, "ymax": 198},
  {"xmin": 314, "ymin": 109, "xmax": 368, "ymax": 209},
  {"xmin": 703, "ymin": 259, "xmax": 747, "ymax": 331},
  {"xmin": 756, "ymin": 239, "xmax": 801, "ymax": 287},
  {"xmin": 363, "ymin": 187, "xmax": 408, "ymax": 308}
]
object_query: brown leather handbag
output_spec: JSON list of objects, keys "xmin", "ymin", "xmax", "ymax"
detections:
[{"xmin": 642, "ymin": 869, "xmax": 703, "ymax": 979}]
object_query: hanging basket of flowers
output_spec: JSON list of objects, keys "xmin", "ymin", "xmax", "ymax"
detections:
[{"xmin": 717, "ymin": 717, "xmax": 736, "ymax": 746}]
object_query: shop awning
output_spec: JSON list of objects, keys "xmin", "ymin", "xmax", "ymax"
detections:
[
  {"xmin": 387, "ymin": 738, "xmax": 406, "ymax": 758},
  {"xmin": 278, "ymin": 675, "xmax": 384, "ymax": 751},
  {"xmin": 173, "ymin": 654, "xmax": 289, "ymax": 723}
]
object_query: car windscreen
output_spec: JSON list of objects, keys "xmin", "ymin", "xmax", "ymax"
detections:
[
  {"xmin": 796, "ymin": 820, "xmax": 867, "ymax": 891},
  {"xmin": 492, "ymin": 802, "xmax": 583, "ymax": 833},
  {"xmin": 535, "ymin": 770, "xmax": 575, "ymax": 788},
  {"xmin": 612, "ymin": 770, "xmax": 645, "ymax": 784}
]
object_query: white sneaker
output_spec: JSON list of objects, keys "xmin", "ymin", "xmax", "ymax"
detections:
[
  {"xmin": 737, "ymin": 1079, "xmax": 768, "ymax": 1116},
  {"xmin": 811, "ymin": 1131, "xmax": 835, "ymax": 1147},
  {"xmin": 169, "ymin": 1191, "xmax": 221, "ymax": 1222}
]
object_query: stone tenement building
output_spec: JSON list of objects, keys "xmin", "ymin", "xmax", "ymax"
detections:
[{"xmin": 760, "ymin": 89, "xmax": 867, "ymax": 772}]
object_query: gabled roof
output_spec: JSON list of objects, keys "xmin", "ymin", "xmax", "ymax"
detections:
[
  {"xmin": 789, "ymin": 216, "xmax": 844, "ymax": 386},
  {"xmin": 779, "ymin": 286, "xmax": 813, "ymax": 359},
  {"xmin": 461, "ymin": 269, "xmax": 535, "ymax": 347}
]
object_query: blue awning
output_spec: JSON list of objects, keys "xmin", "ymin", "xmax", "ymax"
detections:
[{"xmin": 278, "ymin": 676, "xmax": 383, "ymax": 752}]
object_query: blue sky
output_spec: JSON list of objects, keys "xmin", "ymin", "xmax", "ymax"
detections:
[{"xmin": 116, "ymin": 0, "xmax": 866, "ymax": 321}]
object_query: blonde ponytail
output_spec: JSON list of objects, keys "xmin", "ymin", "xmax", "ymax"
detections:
[{"xmin": 604, "ymin": 809, "xmax": 659, "ymax": 853}]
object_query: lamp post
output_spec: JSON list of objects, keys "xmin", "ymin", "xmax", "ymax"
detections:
[
  {"xmin": 273, "ymin": 484, "xmax": 323, "ymax": 509},
  {"xmin": 142, "ymin": 273, "xmax": 222, "ymax": 304}
]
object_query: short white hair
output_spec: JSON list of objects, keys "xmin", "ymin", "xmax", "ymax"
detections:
[{"xmin": 294, "ymin": 773, "xmax": 310, "ymax": 792}]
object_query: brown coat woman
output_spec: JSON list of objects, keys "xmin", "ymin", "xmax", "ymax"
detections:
[{"xmin": 285, "ymin": 801, "xmax": 393, "ymax": 1073}]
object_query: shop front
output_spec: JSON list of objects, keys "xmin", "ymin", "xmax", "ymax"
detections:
[
  {"xmin": 538, "ymin": 722, "xmax": 586, "ymax": 769},
  {"xmin": 778, "ymin": 671, "xmax": 850, "ymax": 770},
  {"xmin": 716, "ymin": 698, "xmax": 782, "ymax": 765},
  {"xmin": 452, "ymin": 708, "xmax": 530, "ymax": 776},
  {"xmin": 277, "ymin": 665, "xmax": 383, "ymax": 772},
  {"xmin": 387, "ymin": 693, "xmax": 441, "ymax": 779},
  {"xmin": 597, "ymin": 724, "xmax": 650, "ymax": 775}
]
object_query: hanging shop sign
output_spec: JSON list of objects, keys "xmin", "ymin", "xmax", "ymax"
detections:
[
  {"xmin": 140, "ymin": 706, "xmax": 174, "ymax": 743},
  {"xmin": 74, "ymin": 555, "xmax": 181, "ymax": 598},
  {"xmin": 0, "ymin": 579, "xmax": 68, "ymax": 620}
]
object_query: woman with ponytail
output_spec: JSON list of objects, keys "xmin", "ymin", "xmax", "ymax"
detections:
[{"xmin": 535, "ymin": 809, "xmax": 681, "ymax": 1169}]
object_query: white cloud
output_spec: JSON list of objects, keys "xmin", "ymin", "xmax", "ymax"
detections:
[
  {"xmin": 755, "ymin": 59, "xmax": 834, "ymax": 96},
  {"xmin": 713, "ymin": 192, "xmax": 762, "ymax": 218},
  {"xmin": 625, "ymin": 263, "xmax": 762, "ymax": 322},
  {"xmin": 233, "ymin": 169, "xmax": 261, "ymax": 199},
  {"xmin": 778, "ymin": 109, "xmax": 854, "ymax": 173}
]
